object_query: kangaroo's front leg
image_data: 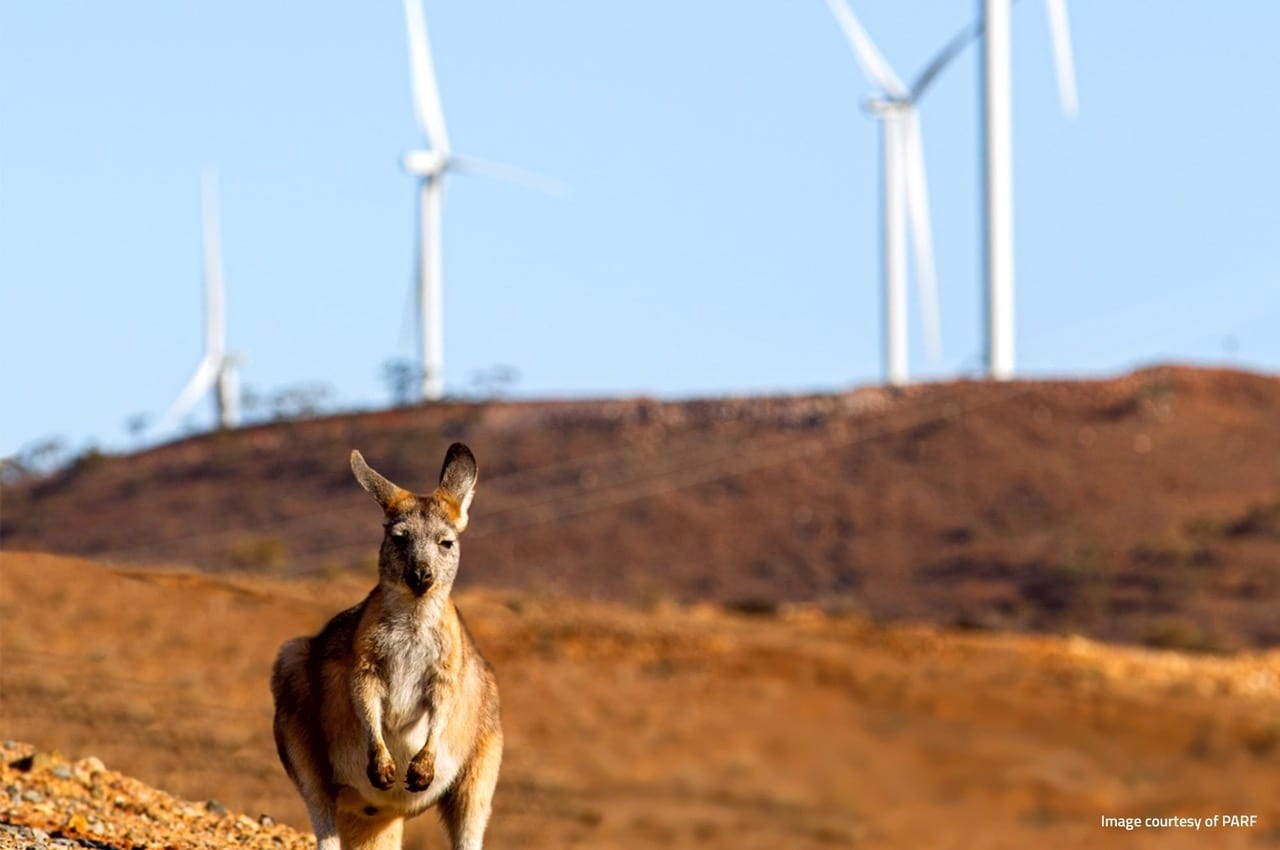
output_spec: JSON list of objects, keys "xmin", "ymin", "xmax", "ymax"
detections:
[
  {"xmin": 406, "ymin": 678, "xmax": 451, "ymax": 792},
  {"xmin": 352, "ymin": 664, "xmax": 397, "ymax": 790},
  {"xmin": 405, "ymin": 746, "xmax": 434, "ymax": 793}
]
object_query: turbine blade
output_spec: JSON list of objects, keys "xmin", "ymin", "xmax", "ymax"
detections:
[
  {"xmin": 1045, "ymin": 0, "xmax": 1078, "ymax": 117},
  {"xmin": 900, "ymin": 111, "xmax": 941, "ymax": 362},
  {"xmin": 450, "ymin": 155, "xmax": 569, "ymax": 199},
  {"xmin": 157, "ymin": 355, "xmax": 221, "ymax": 432},
  {"xmin": 403, "ymin": 0, "xmax": 452, "ymax": 153},
  {"xmin": 910, "ymin": 17, "xmax": 981, "ymax": 101},
  {"xmin": 201, "ymin": 168, "xmax": 226, "ymax": 359},
  {"xmin": 822, "ymin": 0, "xmax": 908, "ymax": 99}
]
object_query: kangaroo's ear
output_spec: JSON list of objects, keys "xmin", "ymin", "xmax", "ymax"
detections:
[
  {"xmin": 351, "ymin": 450, "xmax": 411, "ymax": 512},
  {"xmin": 438, "ymin": 443, "xmax": 478, "ymax": 531}
]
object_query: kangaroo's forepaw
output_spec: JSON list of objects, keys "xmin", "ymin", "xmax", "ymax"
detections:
[
  {"xmin": 405, "ymin": 754, "xmax": 434, "ymax": 792},
  {"xmin": 367, "ymin": 753, "xmax": 397, "ymax": 790}
]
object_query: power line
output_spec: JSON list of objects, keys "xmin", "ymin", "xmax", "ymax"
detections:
[
  {"xmin": 84, "ymin": 392, "xmax": 895, "ymax": 559},
  {"xmin": 83, "ymin": 406, "xmax": 769, "ymax": 557},
  {"xmin": 41, "ymin": 383, "xmax": 1032, "ymax": 571},
  {"xmin": 289, "ymin": 383, "xmax": 1033, "ymax": 571}
]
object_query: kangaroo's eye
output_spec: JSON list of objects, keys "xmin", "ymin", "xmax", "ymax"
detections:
[
  {"xmin": 389, "ymin": 527, "xmax": 408, "ymax": 540},
  {"xmin": 438, "ymin": 538, "xmax": 455, "ymax": 549}
]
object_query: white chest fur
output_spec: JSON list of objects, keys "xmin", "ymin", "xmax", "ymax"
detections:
[
  {"xmin": 334, "ymin": 597, "xmax": 462, "ymax": 812},
  {"xmin": 381, "ymin": 635, "xmax": 437, "ymax": 735},
  {"xmin": 376, "ymin": 599, "xmax": 447, "ymax": 751}
]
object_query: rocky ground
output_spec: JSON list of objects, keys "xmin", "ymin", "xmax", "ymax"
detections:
[{"xmin": 0, "ymin": 742, "xmax": 306, "ymax": 850}]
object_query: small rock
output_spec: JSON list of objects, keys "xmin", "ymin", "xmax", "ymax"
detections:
[
  {"xmin": 205, "ymin": 799, "xmax": 228, "ymax": 816},
  {"xmin": 258, "ymin": 814, "xmax": 276, "ymax": 828},
  {"xmin": 74, "ymin": 756, "xmax": 106, "ymax": 786},
  {"xmin": 66, "ymin": 812, "xmax": 90, "ymax": 833},
  {"xmin": 51, "ymin": 765, "xmax": 73, "ymax": 780},
  {"xmin": 2, "ymin": 740, "xmax": 16, "ymax": 750},
  {"xmin": 21, "ymin": 789, "xmax": 44, "ymax": 804},
  {"xmin": 11, "ymin": 751, "xmax": 59, "ymax": 773},
  {"xmin": 5, "ymin": 783, "xmax": 20, "ymax": 802}
]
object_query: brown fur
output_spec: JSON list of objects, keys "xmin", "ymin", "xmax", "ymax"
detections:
[{"xmin": 271, "ymin": 444, "xmax": 501, "ymax": 850}]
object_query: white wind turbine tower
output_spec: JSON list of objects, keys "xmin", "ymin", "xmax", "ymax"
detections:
[
  {"xmin": 158, "ymin": 169, "xmax": 240, "ymax": 433},
  {"xmin": 825, "ymin": 0, "xmax": 949, "ymax": 387},
  {"xmin": 400, "ymin": 0, "xmax": 563, "ymax": 402},
  {"xmin": 981, "ymin": 0, "xmax": 1078, "ymax": 379}
]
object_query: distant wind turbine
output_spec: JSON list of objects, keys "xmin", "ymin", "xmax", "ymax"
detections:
[
  {"xmin": 981, "ymin": 0, "xmax": 1078, "ymax": 379},
  {"xmin": 400, "ymin": 0, "xmax": 564, "ymax": 402},
  {"xmin": 158, "ymin": 169, "xmax": 240, "ymax": 433},
  {"xmin": 825, "ymin": 0, "xmax": 962, "ymax": 386}
]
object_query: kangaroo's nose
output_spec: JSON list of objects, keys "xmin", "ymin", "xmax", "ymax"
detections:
[{"xmin": 406, "ymin": 566, "xmax": 433, "ymax": 596}]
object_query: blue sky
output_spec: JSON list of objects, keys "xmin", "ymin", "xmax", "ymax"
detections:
[{"xmin": 2, "ymin": 2, "xmax": 1277, "ymax": 458}]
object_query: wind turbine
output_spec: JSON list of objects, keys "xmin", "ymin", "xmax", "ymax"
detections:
[
  {"xmin": 981, "ymin": 0, "xmax": 1078, "ymax": 379},
  {"xmin": 157, "ymin": 169, "xmax": 240, "ymax": 433},
  {"xmin": 400, "ymin": 0, "xmax": 563, "ymax": 402},
  {"xmin": 825, "ymin": 0, "xmax": 952, "ymax": 387}
]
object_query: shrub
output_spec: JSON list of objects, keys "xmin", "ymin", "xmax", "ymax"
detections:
[
  {"xmin": 1239, "ymin": 723, "xmax": 1280, "ymax": 758},
  {"xmin": 229, "ymin": 537, "xmax": 288, "ymax": 571},
  {"xmin": 1017, "ymin": 559, "xmax": 1109, "ymax": 621},
  {"xmin": 1141, "ymin": 617, "xmax": 1225, "ymax": 654},
  {"xmin": 1228, "ymin": 501, "xmax": 1280, "ymax": 538},
  {"xmin": 1129, "ymin": 538, "xmax": 1212, "ymax": 569},
  {"xmin": 725, "ymin": 597, "xmax": 782, "ymax": 618}
]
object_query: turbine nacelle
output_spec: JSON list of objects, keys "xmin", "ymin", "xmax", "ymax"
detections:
[
  {"xmin": 402, "ymin": 149, "xmax": 449, "ymax": 178},
  {"xmin": 863, "ymin": 96, "xmax": 911, "ymax": 117}
]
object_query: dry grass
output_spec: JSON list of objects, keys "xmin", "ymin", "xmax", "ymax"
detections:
[{"xmin": 2, "ymin": 552, "xmax": 1279, "ymax": 849}]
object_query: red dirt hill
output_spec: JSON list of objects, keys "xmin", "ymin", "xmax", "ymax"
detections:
[{"xmin": 4, "ymin": 365, "xmax": 1280, "ymax": 649}]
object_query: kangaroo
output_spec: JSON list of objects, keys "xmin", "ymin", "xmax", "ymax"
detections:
[{"xmin": 271, "ymin": 443, "xmax": 502, "ymax": 850}]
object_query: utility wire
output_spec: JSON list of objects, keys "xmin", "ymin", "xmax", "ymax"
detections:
[
  {"xmin": 85, "ymin": 391, "xmax": 901, "ymax": 559},
  {"xmin": 58, "ymin": 383, "xmax": 1032, "ymax": 569},
  {"xmin": 288, "ymin": 383, "xmax": 1034, "ymax": 571}
]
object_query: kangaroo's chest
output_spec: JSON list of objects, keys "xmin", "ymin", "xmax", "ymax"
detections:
[
  {"xmin": 336, "ymin": 626, "xmax": 460, "ymax": 813},
  {"xmin": 379, "ymin": 629, "xmax": 446, "ymax": 733}
]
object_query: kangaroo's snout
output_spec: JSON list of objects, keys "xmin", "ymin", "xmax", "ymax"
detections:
[{"xmin": 405, "ymin": 565, "xmax": 434, "ymax": 596}]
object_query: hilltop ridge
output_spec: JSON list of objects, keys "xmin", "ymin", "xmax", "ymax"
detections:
[{"xmin": 4, "ymin": 365, "xmax": 1280, "ymax": 648}]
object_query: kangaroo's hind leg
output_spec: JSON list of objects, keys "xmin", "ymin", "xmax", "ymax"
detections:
[
  {"xmin": 439, "ymin": 728, "xmax": 503, "ymax": 850},
  {"xmin": 271, "ymin": 637, "xmax": 340, "ymax": 850}
]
